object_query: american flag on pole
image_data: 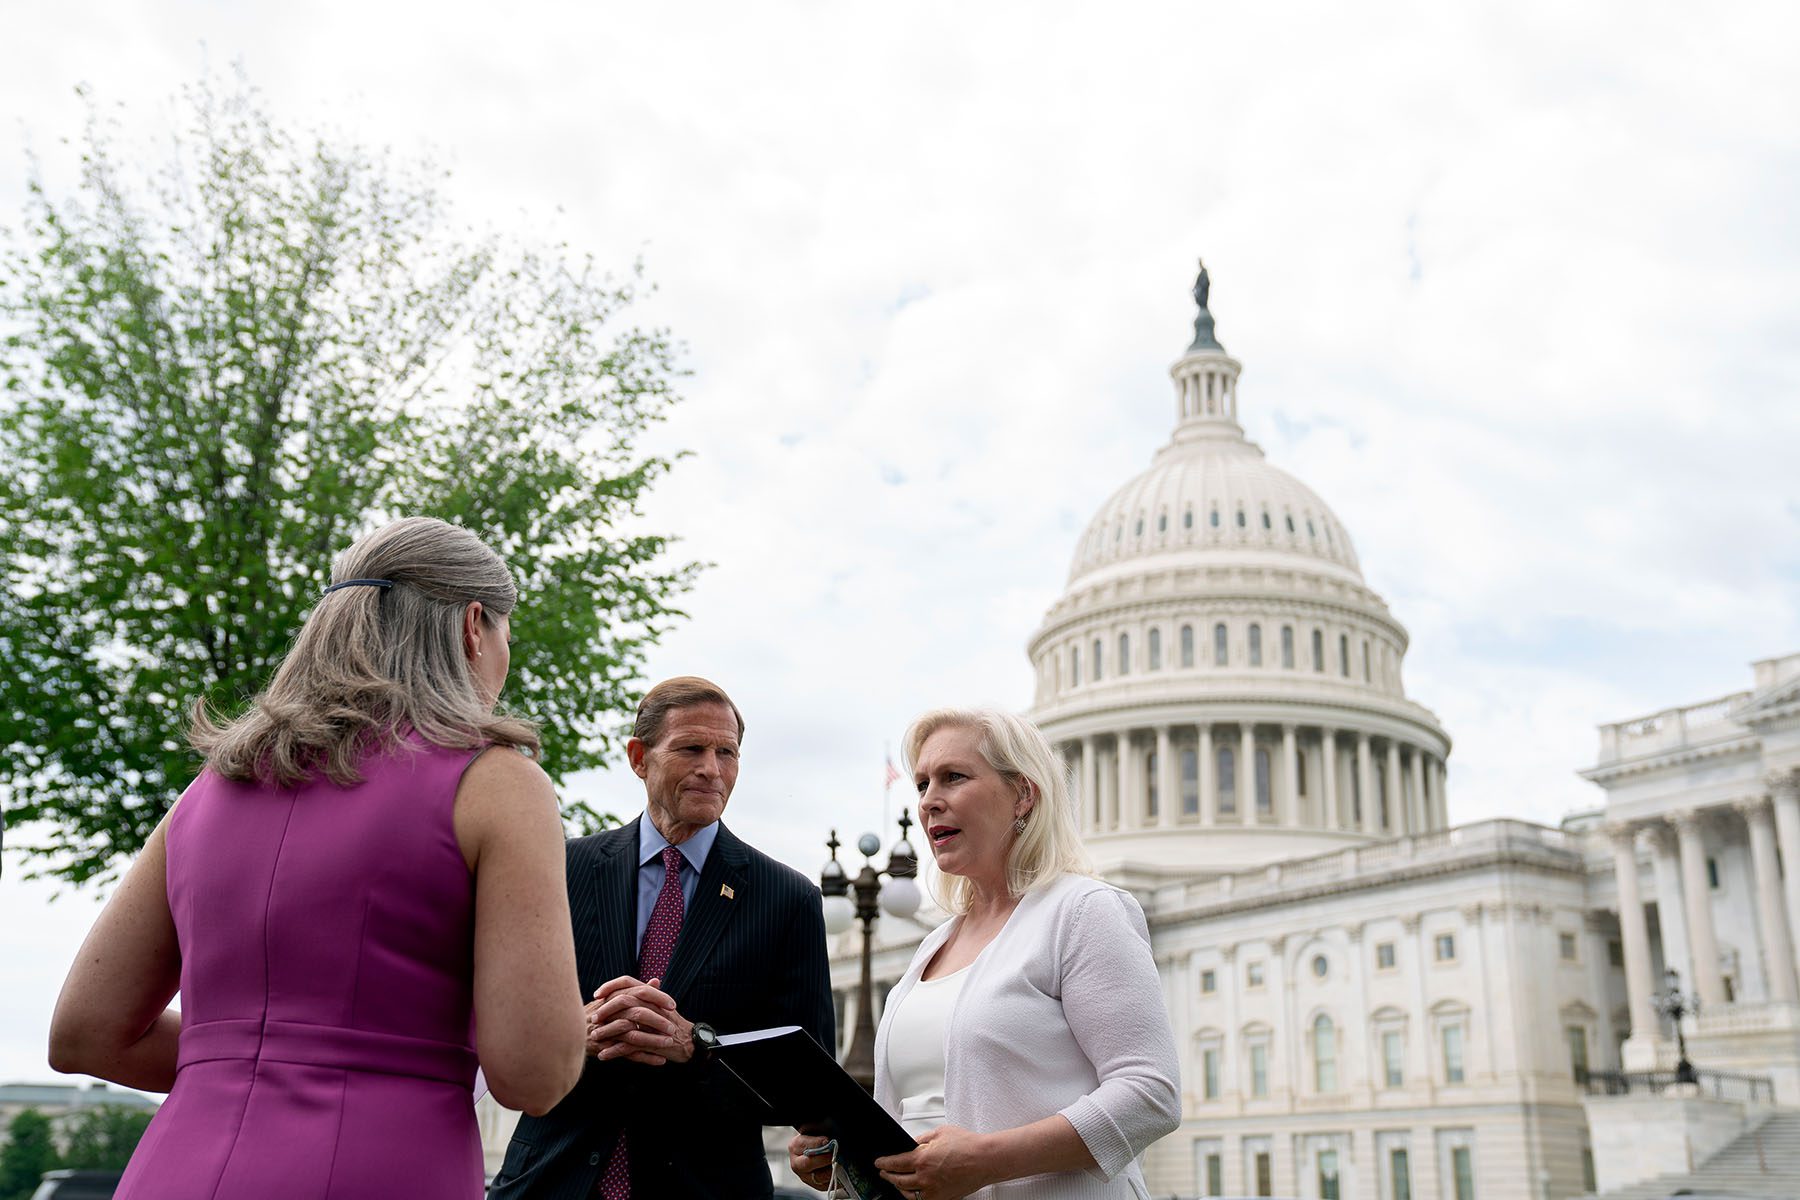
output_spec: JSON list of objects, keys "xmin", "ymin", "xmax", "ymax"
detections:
[{"xmin": 884, "ymin": 757, "xmax": 901, "ymax": 789}]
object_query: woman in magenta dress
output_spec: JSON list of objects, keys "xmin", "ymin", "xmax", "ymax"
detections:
[{"xmin": 49, "ymin": 516, "xmax": 586, "ymax": 1198}]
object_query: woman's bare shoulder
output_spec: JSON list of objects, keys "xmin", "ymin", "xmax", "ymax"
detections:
[{"xmin": 460, "ymin": 745, "xmax": 554, "ymax": 798}]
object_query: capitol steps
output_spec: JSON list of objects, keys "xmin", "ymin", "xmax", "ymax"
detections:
[{"xmin": 1593, "ymin": 1110, "xmax": 1800, "ymax": 1199}]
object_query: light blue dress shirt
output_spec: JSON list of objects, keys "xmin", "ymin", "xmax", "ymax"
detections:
[{"xmin": 634, "ymin": 816, "xmax": 719, "ymax": 957}]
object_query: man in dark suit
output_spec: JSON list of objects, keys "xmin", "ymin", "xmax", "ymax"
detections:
[{"xmin": 491, "ymin": 676, "xmax": 834, "ymax": 1200}]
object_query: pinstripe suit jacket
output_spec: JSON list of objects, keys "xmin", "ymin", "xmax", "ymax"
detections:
[{"xmin": 490, "ymin": 817, "xmax": 834, "ymax": 1200}]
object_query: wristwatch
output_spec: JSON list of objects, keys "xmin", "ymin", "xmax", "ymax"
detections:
[{"xmin": 690, "ymin": 1022, "xmax": 720, "ymax": 1062}]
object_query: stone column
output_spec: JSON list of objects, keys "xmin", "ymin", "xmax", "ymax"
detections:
[
  {"xmin": 1740, "ymin": 797, "xmax": 1798, "ymax": 1002},
  {"xmin": 1403, "ymin": 749, "xmax": 1423, "ymax": 836},
  {"xmin": 1384, "ymin": 741, "xmax": 1403, "ymax": 834},
  {"xmin": 1321, "ymin": 730, "xmax": 1340, "ymax": 830},
  {"xmin": 1609, "ymin": 827, "xmax": 1659, "ymax": 1045},
  {"xmin": 1116, "ymin": 732, "xmax": 1133, "ymax": 831},
  {"xmin": 1199, "ymin": 724, "xmax": 1217, "ymax": 825},
  {"xmin": 1281, "ymin": 724, "xmax": 1301, "ymax": 827},
  {"xmin": 1356, "ymin": 734, "xmax": 1376, "ymax": 834},
  {"xmin": 1647, "ymin": 824, "xmax": 1693, "ymax": 987},
  {"xmin": 1241, "ymin": 724, "xmax": 1258, "ymax": 821},
  {"xmin": 1772, "ymin": 771, "xmax": 1800, "ymax": 992},
  {"xmin": 1157, "ymin": 726, "xmax": 1176, "ymax": 830},
  {"xmin": 1430, "ymin": 757, "xmax": 1447, "ymax": 829},
  {"xmin": 1672, "ymin": 810, "xmax": 1727, "ymax": 1007},
  {"xmin": 1080, "ymin": 736, "xmax": 1097, "ymax": 833}
]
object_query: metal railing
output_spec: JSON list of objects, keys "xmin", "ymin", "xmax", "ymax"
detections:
[{"xmin": 1584, "ymin": 1067, "xmax": 1775, "ymax": 1103}]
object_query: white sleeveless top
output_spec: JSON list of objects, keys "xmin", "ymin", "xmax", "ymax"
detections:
[{"xmin": 881, "ymin": 963, "xmax": 969, "ymax": 1136}]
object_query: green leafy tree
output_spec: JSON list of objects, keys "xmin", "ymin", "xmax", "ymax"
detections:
[
  {"xmin": 55, "ymin": 1104, "xmax": 154, "ymax": 1171},
  {"xmin": 0, "ymin": 1108, "xmax": 59, "ymax": 1200},
  {"xmin": 0, "ymin": 75, "xmax": 698, "ymax": 885}
]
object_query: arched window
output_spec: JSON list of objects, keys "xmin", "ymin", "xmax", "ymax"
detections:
[
  {"xmin": 1307, "ymin": 518, "xmax": 1317, "ymax": 538},
  {"xmin": 1149, "ymin": 628, "xmax": 1162, "ymax": 669},
  {"xmin": 1184, "ymin": 508, "xmax": 1194, "ymax": 529},
  {"xmin": 1255, "ymin": 748, "xmax": 1271, "ymax": 815},
  {"xmin": 1363, "ymin": 639, "xmax": 1372, "ymax": 683},
  {"xmin": 1235, "ymin": 508, "xmax": 1247, "ymax": 528},
  {"xmin": 1118, "ymin": 633, "xmax": 1131, "ymax": 676},
  {"xmin": 1180, "ymin": 625, "xmax": 1195, "ymax": 668},
  {"xmin": 1248, "ymin": 624, "xmax": 1263, "ymax": 667},
  {"xmin": 1281, "ymin": 625, "xmax": 1295, "ymax": 669},
  {"xmin": 1339, "ymin": 634, "xmax": 1350, "ymax": 677},
  {"xmin": 1214, "ymin": 623, "xmax": 1229, "ymax": 666},
  {"xmin": 1210, "ymin": 507, "xmax": 1220, "ymax": 528},
  {"xmin": 1181, "ymin": 749, "xmax": 1199, "ymax": 815},
  {"xmin": 1261, "ymin": 510, "xmax": 1272, "ymax": 529},
  {"xmin": 1135, "ymin": 517, "xmax": 1144, "ymax": 536},
  {"xmin": 1071, "ymin": 645, "xmax": 1081, "ymax": 686},
  {"xmin": 1313, "ymin": 1015, "xmax": 1338, "ymax": 1092},
  {"xmin": 1217, "ymin": 746, "xmax": 1237, "ymax": 814},
  {"xmin": 1146, "ymin": 750, "xmax": 1158, "ymax": 819},
  {"xmin": 1285, "ymin": 514, "xmax": 1296, "ymax": 533},
  {"xmin": 1296, "ymin": 751, "xmax": 1307, "ymax": 796},
  {"xmin": 1311, "ymin": 629, "xmax": 1325, "ymax": 672},
  {"xmin": 1114, "ymin": 522, "xmax": 1122, "ymax": 543},
  {"xmin": 1093, "ymin": 639, "xmax": 1103, "ymax": 681},
  {"xmin": 1158, "ymin": 511, "xmax": 1168, "ymax": 533}
]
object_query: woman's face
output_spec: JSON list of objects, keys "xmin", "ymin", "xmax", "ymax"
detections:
[
  {"xmin": 469, "ymin": 607, "xmax": 512, "ymax": 706},
  {"xmin": 913, "ymin": 724, "xmax": 1028, "ymax": 889}
]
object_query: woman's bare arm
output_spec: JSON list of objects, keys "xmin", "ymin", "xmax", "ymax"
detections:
[
  {"xmin": 48, "ymin": 812, "xmax": 182, "ymax": 1092},
  {"xmin": 455, "ymin": 748, "xmax": 585, "ymax": 1116}
]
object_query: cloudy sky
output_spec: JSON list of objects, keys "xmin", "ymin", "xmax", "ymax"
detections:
[{"xmin": 3, "ymin": 1, "xmax": 1798, "ymax": 1087}]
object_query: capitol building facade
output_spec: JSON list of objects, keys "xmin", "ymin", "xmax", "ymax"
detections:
[{"xmin": 820, "ymin": 267, "xmax": 1800, "ymax": 1200}]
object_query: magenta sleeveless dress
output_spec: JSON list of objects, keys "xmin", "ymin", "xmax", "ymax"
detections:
[{"xmin": 118, "ymin": 739, "xmax": 486, "ymax": 1200}]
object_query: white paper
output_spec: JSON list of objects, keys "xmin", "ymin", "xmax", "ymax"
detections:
[{"xmin": 716, "ymin": 1024, "xmax": 802, "ymax": 1047}]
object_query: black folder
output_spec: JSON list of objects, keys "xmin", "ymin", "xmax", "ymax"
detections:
[{"xmin": 712, "ymin": 1025, "xmax": 916, "ymax": 1200}]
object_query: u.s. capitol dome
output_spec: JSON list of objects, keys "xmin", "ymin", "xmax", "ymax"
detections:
[{"xmin": 1027, "ymin": 264, "xmax": 1451, "ymax": 879}]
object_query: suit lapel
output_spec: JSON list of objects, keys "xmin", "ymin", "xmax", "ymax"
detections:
[
  {"xmin": 660, "ymin": 823, "xmax": 749, "ymax": 1000},
  {"xmin": 591, "ymin": 817, "xmax": 640, "ymax": 983}
]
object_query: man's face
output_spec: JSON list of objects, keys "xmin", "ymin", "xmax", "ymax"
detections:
[{"xmin": 629, "ymin": 701, "xmax": 741, "ymax": 840}]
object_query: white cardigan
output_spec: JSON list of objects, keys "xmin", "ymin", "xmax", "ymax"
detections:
[{"xmin": 873, "ymin": 874, "xmax": 1181, "ymax": 1199}]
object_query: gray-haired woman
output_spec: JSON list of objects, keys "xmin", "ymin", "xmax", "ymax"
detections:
[
  {"xmin": 789, "ymin": 707, "xmax": 1180, "ymax": 1200},
  {"xmin": 50, "ymin": 516, "xmax": 585, "ymax": 1199}
]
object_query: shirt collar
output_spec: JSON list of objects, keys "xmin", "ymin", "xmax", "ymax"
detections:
[{"xmin": 638, "ymin": 813, "xmax": 720, "ymax": 874}]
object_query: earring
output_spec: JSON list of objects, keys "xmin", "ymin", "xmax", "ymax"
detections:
[{"xmin": 1014, "ymin": 815, "xmax": 1027, "ymax": 833}]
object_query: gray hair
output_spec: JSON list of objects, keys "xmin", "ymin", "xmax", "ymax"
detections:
[
  {"xmin": 190, "ymin": 516, "xmax": 538, "ymax": 785},
  {"xmin": 632, "ymin": 676, "xmax": 745, "ymax": 746},
  {"xmin": 902, "ymin": 706, "xmax": 1092, "ymax": 915}
]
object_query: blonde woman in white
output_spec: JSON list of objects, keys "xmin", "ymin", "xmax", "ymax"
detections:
[{"xmin": 788, "ymin": 707, "xmax": 1179, "ymax": 1200}]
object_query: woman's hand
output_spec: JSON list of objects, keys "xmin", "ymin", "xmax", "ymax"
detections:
[
  {"xmin": 786, "ymin": 1132, "xmax": 837, "ymax": 1192},
  {"xmin": 874, "ymin": 1125, "xmax": 993, "ymax": 1200}
]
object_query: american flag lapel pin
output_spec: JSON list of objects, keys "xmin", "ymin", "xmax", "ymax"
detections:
[{"xmin": 720, "ymin": 884, "xmax": 735, "ymax": 900}]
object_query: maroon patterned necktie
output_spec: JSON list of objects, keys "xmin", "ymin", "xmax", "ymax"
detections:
[{"xmin": 597, "ymin": 845, "xmax": 686, "ymax": 1198}]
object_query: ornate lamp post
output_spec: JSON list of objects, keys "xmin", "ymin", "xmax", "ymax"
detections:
[
  {"xmin": 1654, "ymin": 968, "xmax": 1699, "ymax": 1085},
  {"xmin": 819, "ymin": 811, "xmax": 921, "ymax": 1093}
]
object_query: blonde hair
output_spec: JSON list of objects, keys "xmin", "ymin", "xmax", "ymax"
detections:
[
  {"xmin": 902, "ymin": 706, "xmax": 1092, "ymax": 915},
  {"xmin": 190, "ymin": 516, "xmax": 539, "ymax": 786}
]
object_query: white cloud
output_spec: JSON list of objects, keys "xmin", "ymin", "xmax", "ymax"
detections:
[{"xmin": 4, "ymin": 0, "xmax": 1799, "ymax": 1083}]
